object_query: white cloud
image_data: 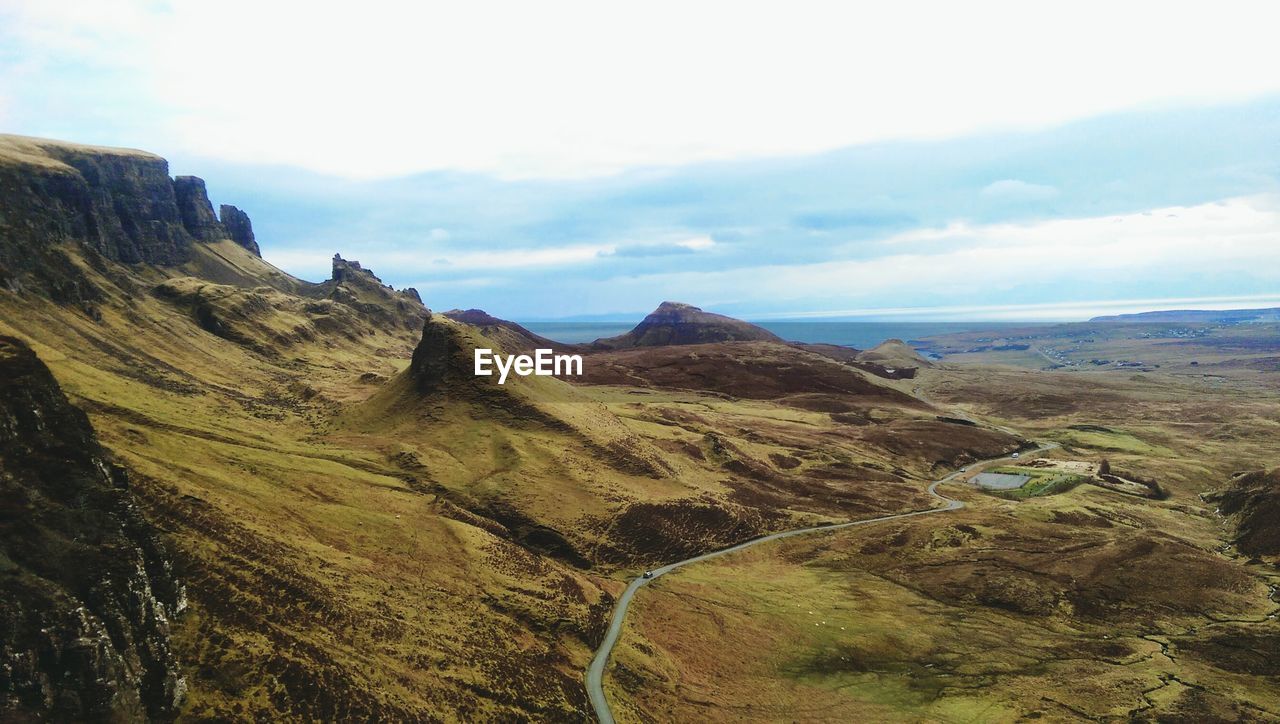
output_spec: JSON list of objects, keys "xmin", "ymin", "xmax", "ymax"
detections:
[
  {"xmin": 676, "ymin": 236, "xmax": 716, "ymax": 251},
  {"xmin": 557, "ymin": 195, "xmax": 1280, "ymax": 315},
  {"xmin": 5, "ymin": 0, "xmax": 1280, "ymax": 178}
]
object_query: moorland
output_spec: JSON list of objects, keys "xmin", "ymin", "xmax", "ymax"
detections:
[{"xmin": 1, "ymin": 134, "xmax": 1276, "ymax": 722}]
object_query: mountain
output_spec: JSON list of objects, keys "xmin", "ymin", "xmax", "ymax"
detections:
[
  {"xmin": 0, "ymin": 336, "xmax": 185, "ymax": 721},
  {"xmin": 592, "ymin": 301, "xmax": 783, "ymax": 348},
  {"xmin": 1089, "ymin": 307, "xmax": 1280, "ymax": 324}
]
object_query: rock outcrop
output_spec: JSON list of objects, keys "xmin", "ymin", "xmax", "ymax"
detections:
[
  {"xmin": 330, "ymin": 254, "xmax": 379, "ymax": 284},
  {"xmin": 0, "ymin": 134, "xmax": 266, "ymax": 300},
  {"xmin": 408, "ymin": 314, "xmax": 469, "ymax": 394},
  {"xmin": 218, "ymin": 204, "xmax": 260, "ymax": 256},
  {"xmin": 173, "ymin": 175, "xmax": 226, "ymax": 242},
  {"xmin": 312, "ymin": 254, "xmax": 428, "ymax": 332},
  {"xmin": 0, "ymin": 336, "xmax": 186, "ymax": 721},
  {"xmin": 1209, "ymin": 469, "xmax": 1280, "ymax": 559},
  {"xmin": 593, "ymin": 301, "xmax": 783, "ymax": 349}
]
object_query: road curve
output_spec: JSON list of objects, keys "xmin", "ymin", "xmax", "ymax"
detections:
[{"xmin": 585, "ymin": 444, "xmax": 1055, "ymax": 723}]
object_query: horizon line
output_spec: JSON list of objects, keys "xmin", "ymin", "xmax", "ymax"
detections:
[{"xmin": 512, "ymin": 294, "xmax": 1280, "ymax": 324}]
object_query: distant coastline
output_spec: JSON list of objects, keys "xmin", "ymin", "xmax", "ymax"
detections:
[{"xmin": 520, "ymin": 320, "xmax": 1020, "ymax": 348}]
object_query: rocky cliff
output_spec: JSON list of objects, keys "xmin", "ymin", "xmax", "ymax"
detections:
[
  {"xmin": 408, "ymin": 314, "xmax": 469, "ymax": 394},
  {"xmin": 0, "ymin": 134, "xmax": 263, "ymax": 298},
  {"xmin": 592, "ymin": 301, "xmax": 783, "ymax": 348},
  {"xmin": 218, "ymin": 204, "xmax": 260, "ymax": 256},
  {"xmin": 173, "ymin": 175, "xmax": 226, "ymax": 242},
  {"xmin": 310, "ymin": 254, "xmax": 427, "ymax": 331},
  {"xmin": 0, "ymin": 336, "xmax": 186, "ymax": 721}
]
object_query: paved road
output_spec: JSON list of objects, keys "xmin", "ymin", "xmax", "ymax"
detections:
[{"xmin": 584, "ymin": 444, "xmax": 1055, "ymax": 723}]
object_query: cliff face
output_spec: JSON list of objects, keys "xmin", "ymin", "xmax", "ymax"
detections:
[
  {"xmin": 0, "ymin": 134, "xmax": 265, "ymax": 297},
  {"xmin": 0, "ymin": 136, "xmax": 192, "ymax": 265},
  {"xmin": 0, "ymin": 336, "xmax": 186, "ymax": 721},
  {"xmin": 409, "ymin": 314, "xmax": 468, "ymax": 394},
  {"xmin": 219, "ymin": 204, "xmax": 260, "ymax": 256},
  {"xmin": 173, "ymin": 175, "xmax": 226, "ymax": 242}
]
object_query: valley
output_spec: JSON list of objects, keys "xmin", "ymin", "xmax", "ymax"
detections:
[
  {"xmin": 1, "ymin": 135, "xmax": 1277, "ymax": 722},
  {"xmin": 599, "ymin": 332, "xmax": 1280, "ymax": 722}
]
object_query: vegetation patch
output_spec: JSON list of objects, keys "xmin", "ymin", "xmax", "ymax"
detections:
[
  {"xmin": 981, "ymin": 465, "xmax": 1086, "ymax": 499},
  {"xmin": 1054, "ymin": 427, "xmax": 1172, "ymax": 456}
]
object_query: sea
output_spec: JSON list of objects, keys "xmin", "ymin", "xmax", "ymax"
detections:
[{"xmin": 519, "ymin": 320, "xmax": 1020, "ymax": 349}]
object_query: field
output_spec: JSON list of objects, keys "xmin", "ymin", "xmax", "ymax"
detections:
[{"xmin": 601, "ymin": 330, "xmax": 1280, "ymax": 722}]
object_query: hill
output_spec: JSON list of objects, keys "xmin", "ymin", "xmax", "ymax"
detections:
[
  {"xmin": 579, "ymin": 341, "xmax": 915, "ymax": 404},
  {"xmin": 855, "ymin": 338, "xmax": 932, "ymax": 370},
  {"xmin": 1089, "ymin": 307, "xmax": 1280, "ymax": 323},
  {"xmin": 592, "ymin": 301, "xmax": 782, "ymax": 348},
  {"xmin": 442, "ymin": 308, "xmax": 571, "ymax": 352}
]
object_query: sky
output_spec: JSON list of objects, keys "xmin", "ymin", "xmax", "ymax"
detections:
[{"xmin": 3, "ymin": 0, "xmax": 1280, "ymax": 320}]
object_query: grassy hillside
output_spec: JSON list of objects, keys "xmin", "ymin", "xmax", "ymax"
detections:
[
  {"xmin": 604, "ymin": 353, "xmax": 1280, "ymax": 721},
  {"xmin": 0, "ymin": 229, "xmax": 1019, "ymax": 717}
]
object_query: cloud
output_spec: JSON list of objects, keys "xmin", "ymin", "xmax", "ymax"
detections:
[
  {"xmin": 761, "ymin": 294, "xmax": 1280, "ymax": 321},
  {"xmin": 599, "ymin": 235, "xmax": 716, "ymax": 258},
  {"xmin": 793, "ymin": 210, "xmax": 915, "ymax": 231},
  {"xmin": 980, "ymin": 179, "xmax": 1059, "ymax": 201},
  {"xmin": 605, "ymin": 245, "xmax": 696, "ymax": 258},
  {"xmin": 264, "ymin": 243, "xmax": 615, "ymax": 281},
  {"xmin": 677, "ymin": 235, "xmax": 715, "ymax": 250},
  {"xmin": 5, "ymin": 1, "xmax": 1280, "ymax": 178},
  {"xmin": 511, "ymin": 194, "xmax": 1280, "ymax": 318},
  {"xmin": 178, "ymin": 94, "xmax": 1280, "ymax": 318}
]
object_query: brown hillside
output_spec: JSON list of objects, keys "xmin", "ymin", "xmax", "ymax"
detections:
[{"xmin": 578, "ymin": 340, "xmax": 919, "ymax": 405}]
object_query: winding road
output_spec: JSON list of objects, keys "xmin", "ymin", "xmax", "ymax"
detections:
[{"xmin": 585, "ymin": 444, "xmax": 1055, "ymax": 723}]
